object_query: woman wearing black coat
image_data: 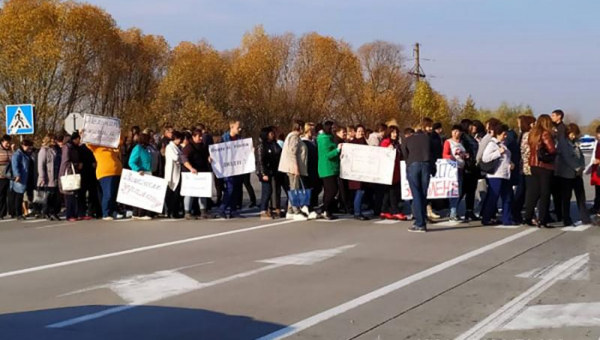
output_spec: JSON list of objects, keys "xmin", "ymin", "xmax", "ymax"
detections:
[{"xmin": 256, "ymin": 127, "xmax": 282, "ymax": 220}]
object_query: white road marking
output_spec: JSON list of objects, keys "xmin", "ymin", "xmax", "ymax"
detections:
[
  {"xmin": 316, "ymin": 218, "xmax": 350, "ymax": 223},
  {"xmin": 48, "ymin": 245, "xmax": 355, "ymax": 328},
  {"xmin": 0, "ymin": 218, "xmax": 16, "ymax": 223},
  {"xmin": 113, "ymin": 219, "xmax": 134, "ymax": 223},
  {"xmin": 561, "ymin": 224, "xmax": 593, "ymax": 232},
  {"xmin": 494, "ymin": 225, "xmax": 521, "ymax": 229},
  {"xmin": 0, "ymin": 220, "xmax": 298, "ymax": 279},
  {"xmin": 501, "ymin": 302, "xmax": 600, "ymax": 331},
  {"xmin": 162, "ymin": 219, "xmax": 182, "ymax": 222},
  {"xmin": 454, "ymin": 253, "xmax": 589, "ymax": 340},
  {"xmin": 23, "ymin": 219, "xmax": 49, "ymax": 224},
  {"xmin": 256, "ymin": 228, "xmax": 538, "ymax": 340},
  {"xmin": 36, "ymin": 223, "xmax": 71, "ymax": 230},
  {"xmin": 434, "ymin": 221, "xmax": 462, "ymax": 227},
  {"xmin": 375, "ymin": 220, "xmax": 400, "ymax": 225},
  {"xmin": 516, "ymin": 259, "xmax": 589, "ymax": 281}
]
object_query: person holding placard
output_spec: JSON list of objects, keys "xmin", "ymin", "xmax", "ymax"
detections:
[
  {"xmin": 379, "ymin": 126, "xmax": 407, "ymax": 221},
  {"xmin": 128, "ymin": 133, "xmax": 153, "ymax": 220},
  {"xmin": 443, "ymin": 125, "xmax": 467, "ymax": 222},
  {"xmin": 86, "ymin": 139, "xmax": 123, "ymax": 221},
  {"xmin": 164, "ymin": 131, "xmax": 183, "ymax": 219},
  {"xmin": 182, "ymin": 129, "xmax": 212, "ymax": 220},
  {"xmin": 348, "ymin": 125, "xmax": 369, "ymax": 221},
  {"xmin": 217, "ymin": 120, "xmax": 244, "ymax": 219}
]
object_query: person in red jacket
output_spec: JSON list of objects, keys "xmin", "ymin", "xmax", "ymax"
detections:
[
  {"xmin": 348, "ymin": 125, "xmax": 369, "ymax": 220},
  {"xmin": 379, "ymin": 126, "xmax": 407, "ymax": 220}
]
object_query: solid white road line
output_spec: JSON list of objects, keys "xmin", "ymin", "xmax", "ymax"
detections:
[
  {"xmin": 454, "ymin": 253, "xmax": 589, "ymax": 340},
  {"xmin": 494, "ymin": 225, "xmax": 521, "ymax": 229},
  {"xmin": 23, "ymin": 219, "xmax": 49, "ymax": 224},
  {"xmin": 501, "ymin": 302, "xmax": 600, "ymax": 331},
  {"xmin": 0, "ymin": 220, "xmax": 297, "ymax": 279},
  {"xmin": 0, "ymin": 218, "xmax": 16, "ymax": 223},
  {"xmin": 36, "ymin": 223, "xmax": 71, "ymax": 230},
  {"xmin": 561, "ymin": 224, "xmax": 593, "ymax": 232},
  {"xmin": 256, "ymin": 228, "xmax": 538, "ymax": 340},
  {"xmin": 375, "ymin": 220, "xmax": 400, "ymax": 225}
]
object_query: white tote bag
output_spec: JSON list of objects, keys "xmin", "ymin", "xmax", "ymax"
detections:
[{"xmin": 60, "ymin": 164, "xmax": 81, "ymax": 191}]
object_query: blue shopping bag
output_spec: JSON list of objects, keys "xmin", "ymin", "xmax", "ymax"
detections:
[{"xmin": 288, "ymin": 179, "xmax": 312, "ymax": 208}]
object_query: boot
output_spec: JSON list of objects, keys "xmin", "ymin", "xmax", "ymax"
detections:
[
  {"xmin": 427, "ymin": 205, "xmax": 440, "ymax": 219},
  {"xmin": 260, "ymin": 211, "xmax": 272, "ymax": 220},
  {"xmin": 200, "ymin": 209, "xmax": 212, "ymax": 220}
]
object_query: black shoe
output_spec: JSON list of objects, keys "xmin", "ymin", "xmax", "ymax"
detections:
[
  {"xmin": 482, "ymin": 219, "xmax": 500, "ymax": 226},
  {"xmin": 408, "ymin": 226, "xmax": 427, "ymax": 233},
  {"xmin": 247, "ymin": 203, "xmax": 257, "ymax": 209},
  {"xmin": 521, "ymin": 219, "xmax": 536, "ymax": 227},
  {"xmin": 354, "ymin": 215, "xmax": 369, "ymax": 221},
  {"xmin": 16, "ymin": 216, "xmax": 26, "ymax": 221},
  {"xmin": 324, "ymin": 214, "xmax": 337, "ymax": 221}
]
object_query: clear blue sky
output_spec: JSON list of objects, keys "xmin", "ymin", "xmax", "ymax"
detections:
[{"xmin": 88, "ymin": 0, "xmax": 600, "ymax": 123}]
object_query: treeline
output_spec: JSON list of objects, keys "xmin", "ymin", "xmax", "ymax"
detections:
[{"xmin": 0, "ymin": 0, "xmax": 556, "ymax": 137}]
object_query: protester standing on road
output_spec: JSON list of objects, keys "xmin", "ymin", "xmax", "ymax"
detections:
[
  {"xmin": 128, "ymin": 133, "xmax": 153, "ymax": 220},
  {"xmin": 514, "ymin": 115, "xmax": 536, "ymax": 225},
  {"xmin": 256, "ymin": 126, "xmax": 281, "ymax": 220},
  {"xmin": 347, "ymin": 125, "xmax": 370, "ymax": 221},
  {"xmin": 181, "ymin": 129, "xmax": 212, "ymax": 220},
  {"xmin": 59, "ymin": 133, "xmax": 82, "ymax": 222},
  {"xmin": 302, "ymin": 123, "xmax": 321, "ymax": 214},
  {"xmin": 481, "ymin": 125, "xmax": 514, "ymax": 226},
  {"xmin": 279, "ymin": 120, "xmax": 309, "ymax": 220},
  {"xmin": 443, "ymin": 125, "xmax": 467, "ymax": 222},
  {"xmin": 164, "ymin": 131, "xmax": 183, "ymax": 219},
  {"xmin": 0, "ymin": 135, "xmax": 13, "ymax": 218},
  {"xmin": 588, "ymin": 125, "xmax": 600, "ymax": 216},
  {"xmin": 10, "ymin": 140, "xmax": 33, "ymax": 220},
  {"xmin": 523, "ymin": 114, "xmax": 557, "ymax": 228},
  {"xmin": 379, "ymin": 126, "xmax": 407, "ymax": 221},
  {"xmin": 317, "ymin": 121, "xmax": 342, "ymax": 220},
  {"xmin": 402, "ymin": 123, "xmax": 433, "ymax": 232},
  {"xmin": 218, "ymin": 120, "xmax": 244, "ymax": 219},
  {"xmin": 37, "ymin": 134, "xmax": 61, "ymax": 220},
  {"xmin": 459, "ymin": 119, "xmax": 480, "ymax": 222},
  {"xmin": 86, "ymin": 139, "xmax": 123, "ymax": 221}
]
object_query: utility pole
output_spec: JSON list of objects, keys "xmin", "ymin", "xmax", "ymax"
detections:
[{"xmin": 409, "ymin": 43, "xmax": 426, "ymax": 83}]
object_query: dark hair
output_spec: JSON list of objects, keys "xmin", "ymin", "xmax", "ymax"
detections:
[
  {"xmin": 315, "ymin": 123, "xmax": 324, "ymax": 133},
  {"xmin": 163, "ymin": 124, "xmax": 173, "ymax": 131},
  {"xmin": 518, "ymin": 115, "xmax": 536, "ymax": 133},
  {"xmin": 323, "ymin": 121, "xmax": 335, "ymax": 134},
  {"xmin": 137, "ymin": 133, "xmax": 150, "ymax": 145},
  {"xmin": 552, "ymin": 109, "xmax": 564, "ymax": 119},
  {"xmin": 71, "ymin": 132, "xmax": 80, "ymax": 141},
  {"xmin": 335, "ymin": 126, "xmax": 346, "ymax": 133},
  {"xmin": 421, "ymin": 117, "xmax": 433, "ymax": 128},
  {"xmin": 486, "ymin": 118, "xmax": 501, "ymax": 131},
  {"xmin": 277, "ymin": 133, "xmax": 285, "ymax": 141},
  {"xmin": 292, "ymin": 119, "xmax": 304, "ymax": 132},
  {"xmin": 131, "ymin": 126, "xmax": 141, "ymax": 135},
  {"xmin": 492, "ymin": 124, "xmax": 509, "ymax": 137},
  {"xmin": 377, "ymin": 123, "xmax": 388, "ymax": 133},
  {"xmin": 355, "ymin": 124, "xmax": 365, "ymax": 131},
  {"xmin": 347, "ymin": 125, "xmax": 356, "ymax": 131},
  {"xmin": 383, "ymin": 126, "xmax": 400, "ymax": 140},
  {"xmin": 566, "ymin": 123, "xmax": 581, "ymax": 137},
  {"xmin": 56, "ymin": 134, "xmax": 65, "ymax": 143},
  {"xmin": 460, "ymin": 119, "xmax": 473, "ymax": 133},
  {"xmin": 183, "ymin": 131, "xmax": 192, "ymax": 141},
  {"xmin": 472, "ymin": 120, "xmax": 485, "ymax": 135},
  {"xmin": 451, "ymin": 124, "xmax": 462, "ymax": 132},
  {"xmin": 404, "ymin": 127, "xmax": 415, "ymax": 135},
  {"xmin": 596, "ymin": 125, "xmax": 600, "ymax": 134},
  {"xmin": 1, "ymin": 135, "xmax": 11, "ymax": 143},
  {"xmin": 192, "ymin": 129, "xmax": 203, "ymax": 137},
  {"xmin": 433, "ymin": 122, "xmax": 443, "ymax": 130},
  {"xmin": 21, "ymin": 139, "xmax": 33, "ymax": 147},
  {"xmin": 172, "ymin": 131, "xmax": 183, "ymax": 141},
  {"xmin": 260, "ymin": 127, "xmax": 273, "ymax": 142}
]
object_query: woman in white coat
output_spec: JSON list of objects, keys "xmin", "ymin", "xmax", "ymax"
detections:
[{"xmin": 164, "ymin": 131, "xmax": 184, "ymax": 218}]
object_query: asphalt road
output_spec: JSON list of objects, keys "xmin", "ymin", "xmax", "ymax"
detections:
[{"xmin": 0, "ymin": 153, "xmax": 598, "ymax": 340}]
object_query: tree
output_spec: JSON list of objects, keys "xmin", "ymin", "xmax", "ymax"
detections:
[
  {"xmin": 461, "ymin": 96, "xmax": 478, "ymax": 121},
  {"xmin": 411, "ymin": 81, "xmax": 451, "ymax": 128}
]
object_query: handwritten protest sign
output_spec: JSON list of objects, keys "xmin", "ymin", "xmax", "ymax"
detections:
[
  {"xmin": 209, "ymin": 138, "xmax": 255, "ymax": 178},
  {"xmin": 340, "ymin": 143, "xmax": 396, "ymax": 185},
  {"xmin": 81, "ymin": 114, "xmax": 121, "ymax": 148},
  {"xmin": 180, "ymin": 172, "xmax": 213, "ymax": 198},
  {"xmin": 400, "ymin": 159, "xmax": 459, "ymax": 199},
  {"xmin": 117, "ymin": 169, "xmax": 168, "ymax": 213}
]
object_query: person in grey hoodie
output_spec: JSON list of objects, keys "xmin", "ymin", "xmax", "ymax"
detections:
[
  {"xmin": 37, "ymin": 134, "xmax": 62, "ymax": 220},
  {"xmin": 557, "ymin": 123, "xmax": 594, "ymax": 226}
]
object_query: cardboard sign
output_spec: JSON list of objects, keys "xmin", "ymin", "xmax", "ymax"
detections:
[
  {"xmin": 180, "ymin": 172, "xmax": 213, "ymax": 198},
  {"xmin": 82, "ymin": 114, "xmax": 121, "ymax": 148},
  {"xmin": 117, "ymin": 170, "xmax": 168, "ymax": 213},
  {"xmin": 401, "ymin": 159, "xmax": 459, "ymax": 199},
  {"xmin": 340, "ymin": 143, "xmax": 396, "ymax": 185},
  {"xmin": 209, "ymin": 138, "xmax": 255, "ymax": 178}
]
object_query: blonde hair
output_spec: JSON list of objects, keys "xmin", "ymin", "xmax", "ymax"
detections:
[
  {"xmin": 41, "ymin": 133, "xmax": 56, "ymax": 147},
  {"xmin": 303, "ymin": 122, "xmax": 315, "ymax": 135}
]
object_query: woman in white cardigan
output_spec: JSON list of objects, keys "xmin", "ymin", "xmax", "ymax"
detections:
[
  {"xmin": 481, "ymin": 124, "xmax": 514, "ymax": 226},
  {"xmin": 164, "ymin": 131, "xmax": 184, "ymax": 218}
]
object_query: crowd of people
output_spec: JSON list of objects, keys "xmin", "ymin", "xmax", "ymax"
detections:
[{"xmin": 0, "ymin": 109, "xmax": 599, "ymax": 233}]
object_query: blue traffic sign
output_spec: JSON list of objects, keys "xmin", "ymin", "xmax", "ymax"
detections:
[{"xmin": 5, "ymin": 104, "xmax": 34, "ymax": 135}]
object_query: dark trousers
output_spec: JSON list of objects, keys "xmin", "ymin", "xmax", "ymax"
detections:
[
  {"xmin": 238, "ymin": 173, "xmax": 257, "ymax": 208},
  {"xmin": 482, "ymin": 178, "xmax": 513, "ymax": 225},
  {"xmin": 12, "ymin": 190, "xmax": 24, "ymax": 217},
  {"xmin": 594, "ymin": 186, "xmax": 600, "ymax": 211},
  {"xmin": 133, "ymin": 207, "xmax": 150, "ymax": 217},
  {"xmin": 214, "ymin": 175, "xmax": 224, "ymax": 206},
  {"xmin": 99, "ymin": 176, "xmax": 120, "ymax": 218},
  {"xmin": 337, "ymin": 178, "xmax": 352, "ymax": 214},
  {"xmin": 512, "ymin": 174, "xmax": 527, "ymax": 223},
  {"xmin": 373, "ymin": 184, "xmax": 385, "ymax": 216},
  {"xmin": 407, "ymin": 162, "xmax": 431, "ymax": 228},
  {"xmin": 260, "ymin": 178, "xmax": 273, "ymax": 212},
  {"xmin": 220, "ymin": 176, "xmax": 242, "ymax": 214},
  {"xmin": 460, "ymin": 172, "xmax": 478, "ymax": 214},
  {"xmin": 79, "ymin": 180, "xmax": 101, "ymax": 218},
  {"xmin": 0, "ymin": 178, "xmax": 9, "ymax": 217},
  {"xmin": 382, "ymin": 184, "xmax": 401, "ymax": 215},
  {"xmin": 524, "ymin": 167, "xmax": 553, "ymax": 225},
  {"xmin": 65, "ymin": 194, "xmax": 78, "ymax": 219},
  {"xmin": 551, "ymin": 176, "xmax": 563, "ymax": 221},
  {"xmin": 560, "ymin": 176, "xmax": 590, "ymax": 225},
  {"xmin": 42, "ymin": 187, "xmax": 61, "ymax": 216},
  {"xmin": 166, "ymin": 182, "xmax": 182, "ymax": 218},
  {"xmin": 322, "ymin": 175, "xmax": 339, "ymax": 215},
  {"xmin": 303, "ymin": 175, "xmax": 321, "ymax": 210}
]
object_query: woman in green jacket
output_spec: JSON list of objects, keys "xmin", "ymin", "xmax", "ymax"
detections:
[{"xmin": 317, "ymin": 121, "xmax": 342, "ymax": 220}]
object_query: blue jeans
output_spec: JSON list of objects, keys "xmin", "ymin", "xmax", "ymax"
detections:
[
  {"xmin": 449, "ymin": 172, "xmax": 464, "ymax": 217},
  {"xmin": 482, "ymin": 178, "xmax": 514, "ymax": 225},
  {"xmin": 407, "ymin": 162, "xmax": 431, "ymax": 228},
  {"xmin": 260, "ymin": 179, "xmax": 273, "ymax": 212},
  {"xmin": 184, "ymin": 196, "xmax": 207, "ymax": 212},
  {"xmin": 220, "ymin": 176, "xmax": 242, "ymax": 215},
  {"xmin": 354, "ymin": 190, "xmax": 365, "ymax": 216},
  {"xmin": 99, "ymin": 176, "xmax": 120, "ymax": 218}
]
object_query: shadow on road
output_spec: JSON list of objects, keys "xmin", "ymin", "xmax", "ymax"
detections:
[{"xmin": 0, "ymin": 305, "xmax": 285, "ymax": 340}]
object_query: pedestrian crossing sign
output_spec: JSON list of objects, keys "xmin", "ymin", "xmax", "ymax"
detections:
[{"xmin": 5, "ymin": 104, "xmax": 34, "ymax": 135}]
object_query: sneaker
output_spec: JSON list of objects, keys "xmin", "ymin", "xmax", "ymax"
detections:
[
  {"xmin": 139, "ymin": 216, "xmax": 152, "ymax": 221},
  {"xmin": 323, "ymin": 213, "xmax": 337, "ymax": 221},
  {"xmin": 381, "ymin": 212, "xmax": 393, "ymax": 220},
  {"xmin": 82, "ymin": 216, "xmax": 93, "ymax": 221},
  {"xmin": 102, "ymin": 216, "xmax": 114, "ymax": 221},
  {"xmin": 260, "ymin": 212, "xmax": 272, "ymax": 221},
  {"xmin": 408, "ymin": 226, "xmax": 427, "ymax": 233},
  {"xmin": 449, "ymin": 216, "xmax": 460, "ymax": 222},
  {"xmin": 293, "ymin": 213, "xmax": 308, "ymax": 221},
  {"xmin": 354, "ymin": 215, "xmax": 369, "ymax": 221},
  {"xmin": 286, "ymin": 213, "xmax": 295, "ymax": 220},
  {"xmin": 393, "ymin": 213, "xmax": 408, "ymax": 221},
  {"xmin": 185, "ymin": 213, "xmax": 196, "ymax": 220},
  {"xmin": 300, "ymin": 206, "xmax": 310, "ymax": 216},
  {"xmin": 307, "ymin": 211, "xmax": 319, "ymax": 220},
  {"xmin": 67, "ymin": 218, "xmax": 77, "ymax": 222},
  {"xmin": 115, "ymin": 213, "xmax": 124, "ymax": 219}
]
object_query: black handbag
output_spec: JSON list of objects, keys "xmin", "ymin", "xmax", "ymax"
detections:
[
  {"xmin": 537, "ymin": 142, "xmax": 556, "ymax": 164},
  {"xmin": 479, "ymin": 158, "xmax": 500, "ymax": 174}
]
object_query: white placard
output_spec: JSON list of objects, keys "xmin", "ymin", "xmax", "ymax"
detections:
[
  {"xmin": 340, "ymin": 143, "xmax": 396, "ymax": 185},
  {"xmin": 401, "ymin": 159, "xmax": 459, "ymax": 199},
  {"xmin": 180, "ymin": 172, "xmax": 213, "ymax": 198},
  {"xmin": 117, "ymin": 169, "xmax": 168, "ymax": 213},
  {"xmin": 81, "ymin": 114, "xmax": 121, "ymax": 148},
  {"xmin": 209, "ymin": 138, "xmax": 255, "ymax": 178}
]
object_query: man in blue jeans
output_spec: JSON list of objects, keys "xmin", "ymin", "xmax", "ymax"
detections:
[
  {"xmin": 402, "ymin": 122, "xmax": 434, "ymax": 232},
  {"xmin": 217, "ymin": 120, "xmax": 245, "ymax": 219}
]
